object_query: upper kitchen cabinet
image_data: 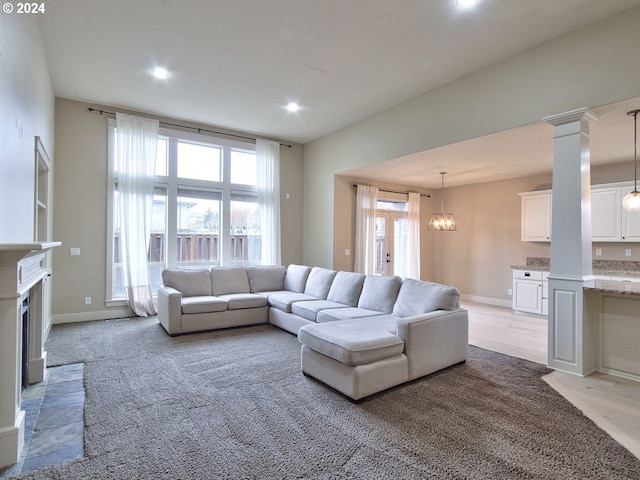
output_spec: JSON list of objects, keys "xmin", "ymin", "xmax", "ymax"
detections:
[
  {"xmin": 519, "ymin": 191, "xmax": 552, "ymax": 242},
  {"xmin": 592, "ymin": 182, "xmax": 640, "ymax": 242},
  {"xmin": 520, "ymin": 183, "xmax": 640, "ymax": 243},
  {"xmin": 591, "ymin": 185, "xmax": 621, "ymax": 241}
]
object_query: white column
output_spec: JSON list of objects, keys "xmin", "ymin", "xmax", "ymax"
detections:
[{"xmin": 543, "ymin": 108, "xmax": 598, "ymax": 376}]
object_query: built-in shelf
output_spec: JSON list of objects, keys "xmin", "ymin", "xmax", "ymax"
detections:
[{"xmin": 34, "ymin": 137, "xmax": 51, "ymax": 244}]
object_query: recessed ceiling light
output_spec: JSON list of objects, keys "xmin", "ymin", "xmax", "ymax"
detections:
[
  {"xmin": 151, "ymin": 67, "xmax": 169, "ymax": 79},
  {"xmin": 455, "ymin": 0, "xmax": 480, "ymax": 9},
  {"xmin": 285, "ymin": 102, "xmax": 300, "ymax": 113}
]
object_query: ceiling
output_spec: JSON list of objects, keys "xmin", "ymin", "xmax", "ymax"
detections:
[
  {"xmin": 37, "ymin": 0, "xmax": 640, "ymax": 188},
  {"xmin": 342, "ymin": 96, "xmax": 640, "ymax": 189}
]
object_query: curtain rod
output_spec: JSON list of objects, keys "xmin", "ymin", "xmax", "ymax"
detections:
[
  {"xmin": 87, "ymin": 107, "xmax": 292, "ymax": 148},
  {"xmin": 353, "ymin": 184, "xmax": 430, "ymax": 198}
]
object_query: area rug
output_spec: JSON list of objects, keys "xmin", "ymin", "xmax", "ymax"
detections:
[{"xmin": 11, "ymin": 317, "xmax": 640, "ymax": 479}]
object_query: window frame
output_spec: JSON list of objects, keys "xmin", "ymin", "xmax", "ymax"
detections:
[{"xmin": 106, "ymin": 120, "xmax": 259, "ymax": 305}]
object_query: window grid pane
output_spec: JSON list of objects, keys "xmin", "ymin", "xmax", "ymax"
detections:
[
  {"xmin": 177, "ymin": 142, "xmax": 221, "ymax": 182},
  {"xmin": 177, "ymin": 189, "xmax": 220, "ymax": 263},
  {"xmin": 230, "ymin": 197, "xmax": 260, "ymax": 263},
  {"xmin": 230, "ymin": 150, "xmax": 257, "ymax": 185}
]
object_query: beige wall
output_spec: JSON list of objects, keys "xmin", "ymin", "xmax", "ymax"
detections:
[
  {"xmin": 0, "ymin": 15, "xmax": 54, "ymax": 242},
  {"xmin": 52, "ymin": 98, "xmax": 304, "ymax": 322},
  {"xmin": 304, "ymin": 5, "xmax": 640, "ymax": 272}
]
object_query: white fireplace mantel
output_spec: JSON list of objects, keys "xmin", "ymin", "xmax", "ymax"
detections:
[{"xmin": 0, "ymin": 241, "xmax": 60, "ymax": 468}]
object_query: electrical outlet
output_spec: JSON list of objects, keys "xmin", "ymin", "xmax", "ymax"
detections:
[
  {"xmin": 84, "ymin": 297, "xmax": 91, "ymax": 305},
  {"xmin": 344, "ymin": 249, "xmax": 350, "ymax": 256},
  {"xmin": 626, "ymin": 249, "xmax": 632, "ymax": 257},
  {"xmin": 70, "ymin": 247, "xmax": 81, "ymax": 256},
  {"xmin": 595, "ymin": 248, "xmax": 602, "ymax": 257},
  {"xmin": 508, "ymin": 288, "xmax": 513, "ymax": 296}
]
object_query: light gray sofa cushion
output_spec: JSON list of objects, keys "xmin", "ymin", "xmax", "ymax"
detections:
[
  {"xmin": 326, "ymin": 271, "xmax": 365, "ymax": 306},
  {"xmin": 291, "ymin": 300, "xmax": 349, "ymax": 321},
  {"xmin": 298, "ymin": 317, "xmax": 404, "ymax": 366},
  {"xmin": 246, "ymin": 266, "xmax": 286, "ymax": 292},
  {"xmin": 357, "ymin": 275, "xmax": 403, "ymax": 314},
  {"xmin": 269, "ymin": 292, "xmax": 318, "ymax": 313},
  {"xmin": 181, "ymin": 296, "xmax": 227, "ymax": 314},
  {"xmin": 162, "ymin": 269, "xmax": 212, "ymax": 297},
  {"xmin": 316, "ymin": 307, "xmax": 385, "ymax": 323},
  {"xmin": 304, "ymin": 267, "xmax": 337, "ymax": 299},
  {"xmin": 211, "ymin": 266, "xmax": 250, "ymax": 296},
  {"xmin": 218, "ymin": 293, "xmax": 268, "ymax": 310},
  {"xmin": 392, "ymin": 278, "xmax": 460, "ymax": 317},
  {"xmin": 284, "ymin": 264, "xmax": 312, "ymax": 293}
]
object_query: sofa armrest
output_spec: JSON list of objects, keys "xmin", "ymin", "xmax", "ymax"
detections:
[
  {"xmin": 395, "ymin": 308, "xmax": 468, "ymax": 381},
  {"xmin": 158, "ymin": 285, "xmax": 183, "ymax": 335}
]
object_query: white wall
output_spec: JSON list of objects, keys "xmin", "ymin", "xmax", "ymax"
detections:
[
  {"xmin": 303, "ymin": 5, "xmax": 640, "ymax": 271},
  {"xmin": 0, "ymin": 15, "xmax": 55, "ymax": 242}
]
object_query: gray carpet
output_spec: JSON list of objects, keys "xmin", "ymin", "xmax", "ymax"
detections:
[{"xmin": 11, "ymin": 317, "xmax": 640, "ymax": 479}]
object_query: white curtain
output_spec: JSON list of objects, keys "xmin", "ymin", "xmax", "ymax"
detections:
[
  {"xmin": 256, "ymin": 139, "xmax": 281, "ymax": 266},
  {"xmin": 355, "ymin": 184, "xmax": 378, "ymax": 275},
  {"xmin": 407, "ymin": 192, "xmax": 421, "ymax": 279},
  {"xmin": 116, "ymin": 112, "xmax": 159, "ymax": 317}
]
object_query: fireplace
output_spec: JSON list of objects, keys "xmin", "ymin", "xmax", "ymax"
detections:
[
  {"xmin": 0, "ymin": 242, "xmax": 60, "ymax": 468},
  {"xmin": 21, "ymin": 295, "xmax": 30, "ymax": 391}
]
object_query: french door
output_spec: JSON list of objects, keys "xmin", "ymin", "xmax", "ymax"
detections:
[{"xmin": 375, "ymin": 211, "xmax": 409, "ymax": 276}]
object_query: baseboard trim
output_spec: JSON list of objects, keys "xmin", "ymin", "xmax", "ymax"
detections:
[
  {"xmin": 52, "ymin": 308, "xmax": 133, "ymax": 325},
  {"xmin": 460, "ymin": 294, "xmax": 512, "ymax": 309}
]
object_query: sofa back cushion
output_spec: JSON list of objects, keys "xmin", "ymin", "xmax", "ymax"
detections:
[
  {"xmin": 211, "ymin": 266, "xmax": 250, "ymax": 296},
  {"xmin": 284, "ymin": 264, "xmax": 312, "ymax": 293},
  {"xmin": 326, "ymin": 271, "xmax": 366, "ymax": 306},
  {"xmin": 246, "ymin": 266, "xmax": 286, "ymax": 292},
  {"xmin": 162, "ymin": 269, "xmax": 212, "ymax": 297},
  {"xmin": 392, "ymin": 278, "xmax": 460, "ymax": 318},
  {"xmin": 303, "ymin": 267, "xmax": 337, "ymax": 299},
  {"xmin": 357, "ymin": 275, "xmax": 402, "ymax": 314}
]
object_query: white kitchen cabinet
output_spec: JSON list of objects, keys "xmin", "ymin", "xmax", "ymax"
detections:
[
  {"xmin": 591, "ymin": 186, "xmax": 621, "ymax": 241},
  {"xmin": 521, "ymin": 182, "xmax": 640, "ymax": 243},
  {"xmin": 590, "ymin": 182, "xmax": 640, "ymax": 242},
  {"xmin": 513, "ymin": 270, "xmax": 546, "ymax": 315},
  {"xmin": 519, "ymin": 191, "xmax": 552, "ymax": 242},
  {"xmin": 622, "ymin": 205, "xmax": 640, "ymax": 241}
]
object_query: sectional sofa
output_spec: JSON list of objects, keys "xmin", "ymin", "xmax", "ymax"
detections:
[{"xmin": 158, "ymin": 264, "xmax": 468, "ymax": 400}]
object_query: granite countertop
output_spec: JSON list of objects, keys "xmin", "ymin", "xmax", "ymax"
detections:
[
  {"xmin": 510, "ymin": 264, "xmax": 548, "ymax": 272},
  {"xmin": 510, "ymin": 265, "xmax": 640, "ymax": 278},
  {"xmin": 511, "ymin": 257, "xmax": 640, "ymax": 296},
  {"xmin": 587, "ymin": 280, "xmax": 640, "ymax": 296}
]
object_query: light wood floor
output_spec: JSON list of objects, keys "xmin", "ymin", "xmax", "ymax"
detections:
[{"xmin": 463, "ymin": 301, "xmax": 640, "ymax": 461}]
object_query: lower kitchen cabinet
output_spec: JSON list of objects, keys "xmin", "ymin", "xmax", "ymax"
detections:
[{"xmin": 513, "ymin": 269, "xmax": 549, "ymax": 315}]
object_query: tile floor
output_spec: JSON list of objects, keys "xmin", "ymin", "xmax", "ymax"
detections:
[{"xmin": 0, "ymin": 363, "xmax": 85, "ymax": 478}]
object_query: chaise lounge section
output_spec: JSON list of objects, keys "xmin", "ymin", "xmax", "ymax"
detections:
[{"xmin": 157, "ymin": 264, "xmax": 468, "ymax": 400}]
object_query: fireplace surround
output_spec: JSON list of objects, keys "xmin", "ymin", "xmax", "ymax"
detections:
[{"xmin": 0, "ymin": 242, "xmax": 60, "ymax": 467}]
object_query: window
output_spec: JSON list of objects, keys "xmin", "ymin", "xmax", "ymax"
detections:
[{"xmin": 107, "ymin": 122, "xmax": 261, "ymax": 303}]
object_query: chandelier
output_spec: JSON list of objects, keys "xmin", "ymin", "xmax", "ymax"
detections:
[
  {"xmin": 428, "ymin": 172, "xmax": 456, "ymax": 231},
  {"xmin": 623, "ymin": 109, "xmax": 640, "ymax": 211}
]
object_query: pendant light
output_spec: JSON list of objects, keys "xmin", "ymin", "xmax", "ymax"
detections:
[
  {"xmin": 623, "ymin": 109, "xmax": 640, "ymax": 211},
  {"xmin": 428, "ymin": 172, "xmax": 457, "ymax": 231}
]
